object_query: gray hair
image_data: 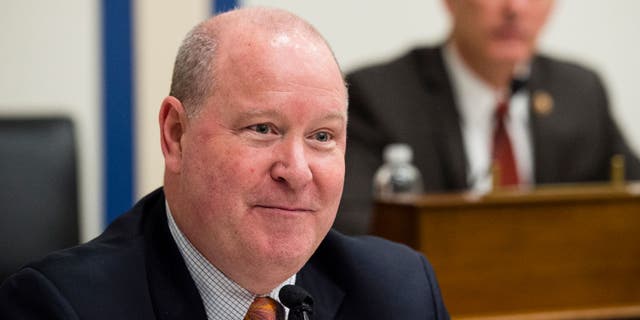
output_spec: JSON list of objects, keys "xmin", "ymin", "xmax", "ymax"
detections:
[{"xmin": 169, "ymin": 23, "xmax": 218, "ymax": 118}]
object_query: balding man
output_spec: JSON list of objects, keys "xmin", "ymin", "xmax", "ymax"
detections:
[{"xmin": 0, "ymin": 7, "xmax": 449, "ymax": 320}]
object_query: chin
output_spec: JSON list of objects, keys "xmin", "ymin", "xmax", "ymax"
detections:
[
  {"xmin": 264, "ymin": 241, "xmax": 317, "ymax": 271},
  {"xmin": 498, "ymin": 40, "xmax": 534, "ymax": 58},
  {"xmin": 489, "ymin": 48, "xmax": 532, "ymax": 65},
  {"xmin": 261, "ymin": 227, "xmax": 319, "ymax": 256},
  {"xmin": 251, "ymin": 218, "xmax": 332, "ymax": 267}
]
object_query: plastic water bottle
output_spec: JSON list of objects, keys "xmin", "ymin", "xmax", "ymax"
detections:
[{"xmin": 373, "ymin": 143, "xmax": 424, "ymax": 198}]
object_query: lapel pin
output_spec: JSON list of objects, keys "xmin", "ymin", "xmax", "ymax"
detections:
[{"xmin": 533, "ymin": 90, "xmax": 554, "ymax": 116}]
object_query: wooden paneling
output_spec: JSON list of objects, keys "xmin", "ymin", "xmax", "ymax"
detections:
[{"xmin": 373, "ymin": 183, "xmax": 640, "ymax": 319}]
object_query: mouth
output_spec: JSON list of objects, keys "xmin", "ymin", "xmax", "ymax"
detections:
[
  {"xmin": 493, "ymin": 25, "xmax": 525, "ymax": 41},
  {"xmin": 253, "ymin": 205, "xmax": 316, "ymax": 214}
]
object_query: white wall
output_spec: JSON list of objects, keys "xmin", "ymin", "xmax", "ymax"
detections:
[
  {"xmin": 0, "ymin": 0, "xmax": 101, "ymax": 241},
  {"xmin": 134, "ymin": 0, "xmax": 210, "ymax": 198}
]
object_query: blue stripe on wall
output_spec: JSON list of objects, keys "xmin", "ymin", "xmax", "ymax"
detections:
[
  {"xmin": 102, "ymin": 0, "xmax": 135, "ymax": 225},
  {"xmin": 213, "ymin": 0, "xmax": 238, "ymax": 14}
]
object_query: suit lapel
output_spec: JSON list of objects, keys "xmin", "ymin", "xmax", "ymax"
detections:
[
  {"xmin": 142, "ymin": 191, "xmax": 208, "ymax": 320},
  {"xmin": 296, "ymin": 231, "xmax": 346, "ymax": 320},
  {"xmin": 415, "ymin": 46, "xmax": 468, "ymax": 190},
  {"xmin": 296, "ymin": 262, "xmax": 345, "ymax": 320},
  {"xmin": 527, "ymin": 56, "xmax": 555, "ymax": 184}
]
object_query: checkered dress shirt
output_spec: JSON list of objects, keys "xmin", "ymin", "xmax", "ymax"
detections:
[{"xmin": 166, "ymin": 203, "xmax": 295, "ymax": 320}]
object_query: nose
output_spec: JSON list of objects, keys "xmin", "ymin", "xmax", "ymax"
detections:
[{"xmin": 270, "ymin": 138, "xmax": 313, "ymax": 190}]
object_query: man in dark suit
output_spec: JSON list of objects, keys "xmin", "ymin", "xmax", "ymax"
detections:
[
  {"xmin": 0, "ymin": 7, "xmax": 449, "ymax": 320},
  {"xmin": 336, "ymin": 0, "xmax": 640, "ymax": 235}
]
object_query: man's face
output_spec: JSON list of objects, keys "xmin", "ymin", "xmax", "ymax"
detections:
[
  {"xmin": 176, "ymin": 31, "xmax": 347, "ymax": 277},
  {"xmin": 447, "ymin": 0, "xmax": 554, "ymax": 64}
]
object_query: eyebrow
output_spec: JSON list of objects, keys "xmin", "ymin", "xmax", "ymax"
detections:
[
  {"xmin": 238, "ymin": 109, "xmax": 283, "ymax": 120},
  {"xmin": 238, "ymin": 108, "xmax": 347, "ymax": 123},
  {"xmin": 319, "ymin": 110, "xmax": 348, "ymax": 123}
]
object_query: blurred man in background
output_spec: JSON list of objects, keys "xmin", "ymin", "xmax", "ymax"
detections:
[{"xmin": 337, "ymin": 0, "xmax": 640, "ymax": 235}]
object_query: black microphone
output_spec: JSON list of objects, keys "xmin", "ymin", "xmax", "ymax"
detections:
[{"xmin": 279, "ymin": 284, "xmax": 313, "ymax": 320}]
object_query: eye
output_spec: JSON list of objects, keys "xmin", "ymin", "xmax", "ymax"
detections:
[
  {"xmin": 313, "ymin": 131, "xmax": 332, "ymax": 142},
  {"xmin": 249, "ymin": 123, "xmax": 273, "ymax": 135}
]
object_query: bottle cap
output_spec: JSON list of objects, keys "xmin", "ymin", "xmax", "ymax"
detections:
[{"xmin": 383, "ymin": 143, "xmax": 413, "ymax": 164}]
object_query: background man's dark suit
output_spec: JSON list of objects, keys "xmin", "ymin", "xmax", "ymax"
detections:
[
  {"xmin": 0, "ymin": 189, "xmax": 449, "ymax": 319},
  {"xmin": 336, "ymin": 46, "xmax": 640, "ymax": 235}
]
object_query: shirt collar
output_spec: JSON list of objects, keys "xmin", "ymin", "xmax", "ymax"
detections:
[
  {"xmin": 443, "ymin": 42, "xmax": 498, "ymax": 126},
  {"xmin": 165, "ymin": 201, "xmax": 296, "ymax": 320}
]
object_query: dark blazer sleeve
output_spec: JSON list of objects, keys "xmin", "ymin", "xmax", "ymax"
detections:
[
  {"xmin": 610, "ymin": 122, "xmax": 640, "ymax": 179},
  {"xmin": 418, "ymin": 253, "xmax": 449, "ymax": 320},
  {"xmin": 0, "ymin": 268, "xmax": 79, "ymax": 319},
  {"xmin": 530, "ymin": 56, "xmax": 640, "ymax": 183},
  {"xmin": 598, "ymin": 76, "xmax": 640, "ymax": 179},
  {"xmin": 604, "ymin": 110, "xmax": 640, "ymax": 179}
]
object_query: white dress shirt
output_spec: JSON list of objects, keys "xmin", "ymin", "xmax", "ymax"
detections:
[
  {"xmin": 166, "ymin": 202, "xmax": 295, "ymax": 320},
  {"xmin": 442, "ymin": 43, "xmax": 534, "ymax": 192}
]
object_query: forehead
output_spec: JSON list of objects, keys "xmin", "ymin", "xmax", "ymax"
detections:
[
  {"xmin": 224, "ymin": 27, "xmax": 336, "ymax": 70},
  {"xmin": 451, "ymin": 0, "xmax": 553, "ymax": 10},
  {"xmin": 213, "ymin": 27, "xmax": 346, "ymax": 101}
]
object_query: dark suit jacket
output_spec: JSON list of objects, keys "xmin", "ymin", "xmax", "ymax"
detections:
[
  {"xmin": 0, "ymin": 188, "xmax": 449, "ymax": 320},
  {"xmin": 336, "ymin": 46, "xmax": 640, "ymax": 235}
]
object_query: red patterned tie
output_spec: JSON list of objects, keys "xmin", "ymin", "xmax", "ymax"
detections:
[
  {"xmin": 492, "ymin": 100, "xmax": 519, "ymax": 186},
  {"xmin": 244, "ymin": 296, "xmax": 284, "ymax": 320}
]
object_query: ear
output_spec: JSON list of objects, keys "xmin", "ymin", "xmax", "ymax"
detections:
[{"xmin": 159, "ymin": 96, "xmax": 188, "ymax": 174}]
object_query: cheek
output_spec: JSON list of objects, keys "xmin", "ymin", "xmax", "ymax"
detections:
[
  {"xmin": 314, "ymin": 157, "xmax": 345, "ymax": 196},
  {"xmin": 231, "ymin": 155, "xmax": 264, "ymax": 178},
  {"xmin": 530, "ymin": 11, "xmax": 551, "ymax": 32},
  {"xmin": 211, "ymin": 149, "xmax": 274, "ymax": 195},
  {"xmin": 183, "ymin": 143, "xmax": 243, "ymax": 196}
]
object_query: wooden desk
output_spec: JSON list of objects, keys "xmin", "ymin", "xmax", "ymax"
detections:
[{"xmin": 372, "ymin": 183, "xmax": 640, "ymax": 319}]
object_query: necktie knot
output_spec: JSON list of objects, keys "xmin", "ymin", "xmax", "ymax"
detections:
[
  {"xmin": 495, "ymin": 100, "xmax": 509, "ymax": 120},
  {"xmin": 244, "ymin": 296, "xmax": 284, "ymax": 320}
]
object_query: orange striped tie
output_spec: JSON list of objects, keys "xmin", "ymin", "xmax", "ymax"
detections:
[{"xmin": 244, "ymin": 296, "xmax": 284, "ymax": 320}]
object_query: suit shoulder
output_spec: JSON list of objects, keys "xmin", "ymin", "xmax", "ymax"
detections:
[
  {"xmin": 0, "ymin": 267, "xmax": 80, "ymax": 318},
  {"xmin": 533, "ymin": 54, "xmax": 603, "ymax": 84},
  {"xmin": 304, "ymin": 230, "xmax": 448, "ymax": 318},
  {"xmin": 0, "ymin": 192, "xmax": 165, "ymax": 318},
  {"xmin": 319, "ymin": 230, "xmax": 427, "ymax": 270},
  {"xmin": 14, "ymin": 189, "xmax": 166, "ymax": 290},
  {"xmin": 347, "ymin": 46, "xmax": 440, "ymax": 82},
  {"xmin": 310, "ymin": 230, "xmax": 440, "ymax": 292},
  {"xmin": 30, "ymin": 233, "xmax": 145, "ymax": 277}
]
